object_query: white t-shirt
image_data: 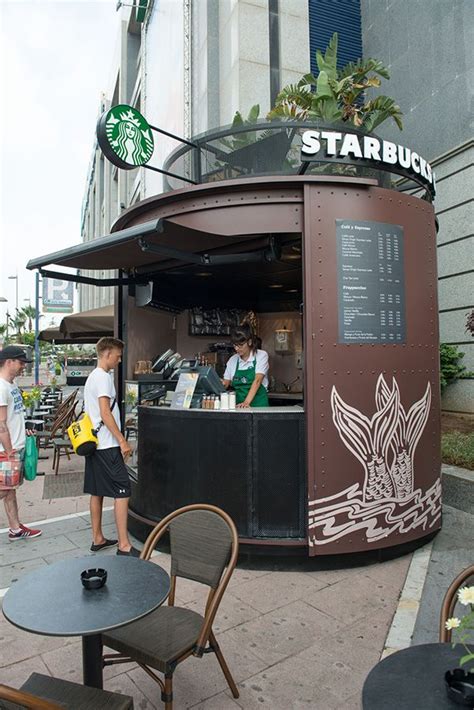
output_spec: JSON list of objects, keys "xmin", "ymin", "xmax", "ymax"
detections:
[
  {"xmin": 0, "ymin": 377, "xmax": 26, "ymax": 452},
  {"xmin": 223, "ymin": 349, "xmax": 269, "ymax": 389},
  {"xmin": 84, "ymin": 368, "xmax": 121, "ymax": 450}
]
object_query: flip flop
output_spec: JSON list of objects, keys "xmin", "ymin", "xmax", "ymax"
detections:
[{"xmin": 90, "ymin": 538, "xmax": 118, "ymax": 552}]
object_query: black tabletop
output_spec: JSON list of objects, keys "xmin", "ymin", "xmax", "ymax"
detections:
[
  {"xmin": 363, "ymin": 642, "xmax": 473, "ymax": 709},
  {"xmin": 2, "ymin": 556, "xmax": 170, "ymax": 637}
]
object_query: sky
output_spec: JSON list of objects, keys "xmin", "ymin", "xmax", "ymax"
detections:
[{"xmin": 0, "ymin": 0, "xmax": 119, "ymax": 325}]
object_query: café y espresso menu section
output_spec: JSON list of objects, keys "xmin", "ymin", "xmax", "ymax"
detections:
[{"xmin": 336, "ymin": 219, "xmax": 406, "ymax": 344}]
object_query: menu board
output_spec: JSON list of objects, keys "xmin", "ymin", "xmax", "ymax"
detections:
[
  {"xmin": 170, "ymin": 372, "xmax": 198, "ymax": 409},
  {"xmin": 336, "ymin": 219, "xmax": 406, "ymax": 344}
]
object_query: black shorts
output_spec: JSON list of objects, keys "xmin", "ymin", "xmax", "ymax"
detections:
[{"xmin": 84, "ymin": 447, "xmax": 131, "ymax": 499}]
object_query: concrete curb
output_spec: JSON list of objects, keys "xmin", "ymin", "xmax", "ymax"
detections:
[
  {"xmin": 382, "ymin": 463, "xmax": 473, "ymax": 656},
  {"xmin": 442, "ymin": 464, "xmax": 474, "ymax": 516},
  {"xmin": 381, "ymin": 541, "xmax": 433, "ymax": 658}
]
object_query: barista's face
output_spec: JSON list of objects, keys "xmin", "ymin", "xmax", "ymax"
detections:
[{"xmin": 233, "ymin": 340, "xmax": 252, "ymax": 359}]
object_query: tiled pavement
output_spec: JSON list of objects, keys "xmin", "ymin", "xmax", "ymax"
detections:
[{"xmin": 4, "ymin": 445, "xmax": 471, "ymax": 708}]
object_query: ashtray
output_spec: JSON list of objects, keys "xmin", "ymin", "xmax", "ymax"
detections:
[
  {"xmin": 445, "ymin": 669, "xmax": 474, "ymax": 706},
  {"xmin": 81, "ymin": 568, "xmax": 107, "ymax": 590}
]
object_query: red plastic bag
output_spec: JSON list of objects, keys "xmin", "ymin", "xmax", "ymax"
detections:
[{"xmin": 0, "ymin": 451, "xmax": 23, "ymax": 489}]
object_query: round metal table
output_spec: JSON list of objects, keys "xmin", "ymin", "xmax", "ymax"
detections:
[
  {"xmin": 362, "ymin": 642, "xmax": 473, "ymax": 709},
  {"xmin": 2, "ymin": 555, "xmax": 170, "ymax": 689}
]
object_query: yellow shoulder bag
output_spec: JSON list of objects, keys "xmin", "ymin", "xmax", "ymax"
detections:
[{"xmin": 67, "ymin": 399, "xmax": 115, "ymax": 456}]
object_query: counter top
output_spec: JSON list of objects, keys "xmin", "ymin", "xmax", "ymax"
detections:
[{"xmin": 142, "ymin": 405, "xmax": 304, "ymax": 414}]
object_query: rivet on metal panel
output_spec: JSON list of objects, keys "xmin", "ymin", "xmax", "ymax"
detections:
[
  {"xmin": 321, "ymin": 428, "xmax": 325, "ymax": 432},
  {"xmin": 372, "ymin": 370, "xmax": 375, "ymax": 374},
  {"xmin": 347, "ymin": 371, "xmax": 351, "ymax": 375},
  {"xmin": 319, "ymin": 329, "xmax": 323, "ymax": 333},
  {"xmin": 360, "ymin": 371, "xmax": 363, "ymax": 374},
  {"xmin": 321, "ymin": 456, "xmax": 325, "ymax": 460}
]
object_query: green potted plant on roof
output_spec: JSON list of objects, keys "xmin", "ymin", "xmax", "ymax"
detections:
[
  {"xmin": 222, "ymin": 32, "xmax": 403, "ymax": 178},
  {"xmin": 268, "ymin": 32, "xmax": 402, "ymax": 132}
]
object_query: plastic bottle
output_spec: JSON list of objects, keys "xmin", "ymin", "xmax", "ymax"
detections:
[
  {"xmin": 228, "ymin": 392, "xmax": 236, "ymax": 410},
  {"xmin": 215, "ymin": 396, "xmax": 221, "ymax": 410}
]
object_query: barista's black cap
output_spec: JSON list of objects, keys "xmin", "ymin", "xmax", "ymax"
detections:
[{"xmin": 0, "ymin": 346, "xmax": 33, "ymax": 363}]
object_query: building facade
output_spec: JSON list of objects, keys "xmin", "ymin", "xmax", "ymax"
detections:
[{"xmin": 361, "ymin": 0, "xmax": 474, "ymax": 413}]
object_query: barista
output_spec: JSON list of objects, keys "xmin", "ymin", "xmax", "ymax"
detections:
[{"xmin": 223, "ymin": 325, "xmax": 269, "ymax": 408}]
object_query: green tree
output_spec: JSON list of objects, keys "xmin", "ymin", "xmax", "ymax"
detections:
[
  {"xmin": 440, "ymin": 344, "xmax": 467, "ymax": 392},
  {"xmin": 20, "ymin": 305, "xmax": 39, "ymax": 332},
  {"xmin": 267, "ymin": 32, "xmax": 403, "ymax": 132},
  {"xmin": 9, "ymin": 309, "xmax": 27, "ymax": 338}
]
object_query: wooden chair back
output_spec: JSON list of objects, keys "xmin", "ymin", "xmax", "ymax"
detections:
[
  {"xmin": 0, "ymin": 683, "xmax": 63, "ymax": 709},
  {"xmin": 439, "ymin": 564, "xmax": 474, "ymax": 642},
  {"xmin": 141, "ymin": 503, "xmax": 239, "ymax": 657}
]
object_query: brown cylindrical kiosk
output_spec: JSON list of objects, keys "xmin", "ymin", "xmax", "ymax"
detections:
[{"xmin": 28, "ymin": 122, "xmax": 441, "ymax": 556}]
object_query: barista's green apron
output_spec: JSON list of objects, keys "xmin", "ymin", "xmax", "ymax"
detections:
[{"xmin": 232, "ymin": 357, "xmax": 269, "ymax": 407}]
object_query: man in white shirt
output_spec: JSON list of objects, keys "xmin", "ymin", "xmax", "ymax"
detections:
[
  {"xmin": 0, "ymin": 346, "xmax": 42, "ymax": 541},
  {"xmin": 84, "ymin": 337, "xmax": 138, "ymax": 556}
]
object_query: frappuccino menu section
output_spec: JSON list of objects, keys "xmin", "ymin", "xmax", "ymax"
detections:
[{"xmin": 336, "ymin": 219, "xmax": 406, "ymax": 344}]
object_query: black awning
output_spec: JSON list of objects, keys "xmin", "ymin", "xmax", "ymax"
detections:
[{"xmin": 26, "ymin": 219, "xmax": 162, "ymax": 271}]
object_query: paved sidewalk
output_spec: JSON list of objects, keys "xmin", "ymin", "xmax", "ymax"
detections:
[{"xmin": 0, "ymin": 447, "xmax": 415, "ymax": 709}]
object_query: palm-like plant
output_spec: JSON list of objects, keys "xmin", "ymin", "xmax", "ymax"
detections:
[
  {"xmin": 20, "ymin": 305, "xmax": 39, "ymax": 333},
  {"xmin": 9, "ymin": 309, "xmax": 27, "ymax": 337},
  {"xmin": 267, "ymin": 33, "xmax": 403, "ymax": 132}
]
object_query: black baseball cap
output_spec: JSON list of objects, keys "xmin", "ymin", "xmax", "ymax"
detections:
[{"xmin": 0, "ymin": 346, "xmax": 33, "ymax": 363}]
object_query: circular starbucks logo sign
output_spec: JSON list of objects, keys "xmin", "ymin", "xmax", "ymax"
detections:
[{"xmin": 97, "ymin": 104, "xmax": 154, "ymax": 170}]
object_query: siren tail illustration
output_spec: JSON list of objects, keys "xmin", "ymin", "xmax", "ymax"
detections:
[{"xmin": 331, "ymin": 385, "xmax": 399, "ymax": 502}]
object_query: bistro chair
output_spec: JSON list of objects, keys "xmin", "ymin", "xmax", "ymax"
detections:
[
  {"xmin": 0, "ymin": 672, "xmax": 134, "ymax": 709},
  {"xmin": 439, "ymin": 563, "xmax": 474, "ymax": 642},
  {"xmin": 34, "ymin": 391, "xmax": 78, "ymax": 450},
  {"xmin": 51, "ymin": 401, "xmax": 80, "ymax": 475},
  {"xmin": 102, "ymin": 503, "xmax": 240, "ymax": 710}
]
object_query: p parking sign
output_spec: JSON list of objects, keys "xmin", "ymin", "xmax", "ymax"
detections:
[
  {"xmin": 97, "ymin": 104, "xmax": 154, "ymax": 170},
  {"xmin": 42, "ymin": 279, "xmax": 74, "ymax": 314}
]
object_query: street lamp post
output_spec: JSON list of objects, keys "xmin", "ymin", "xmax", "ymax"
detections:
[
  {"xmin": 0, "ymin": 297, "xmax": 7, "ymax": 344},
  {"xmin": 34, "ymin": 272, "xmax": 40, "ymax": 384},
  {"xmin": 8, "ymin": 275, "xmax": 19, "ymax": 313}
]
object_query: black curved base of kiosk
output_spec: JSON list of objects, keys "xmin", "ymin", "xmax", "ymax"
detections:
[
  {"xmin": 129, "ymin": 405, "xmax": 306, "ymax": 548},
  {"xmin": 128, "ymin": 406, "xmax": 439, "ymax": 560}
]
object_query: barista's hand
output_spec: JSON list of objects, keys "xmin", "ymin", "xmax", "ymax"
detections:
[
  {"xmin": 237, "ymin": 400, "xmax": 251, "ymax": 408},
  {"xmin": 120, "ymin": 438, "xmax": 133, "ymax": 461}
]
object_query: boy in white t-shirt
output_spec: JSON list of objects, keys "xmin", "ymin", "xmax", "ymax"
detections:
[
  {"xmin": 84, "ymin": 337, "xmax": 138, "ymax": 556},
  {"xmin": 0, "ymin": 346, "xmax": 42, "ymax": 541}
]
